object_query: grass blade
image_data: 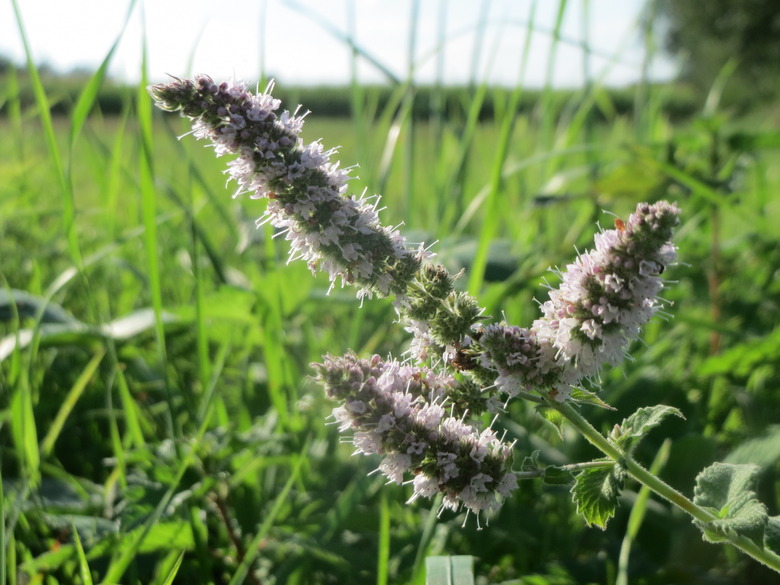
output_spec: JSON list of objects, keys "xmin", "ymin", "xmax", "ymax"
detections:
[
  {"xmin": 68, "ymin": 0, "xmax": 137, "ymax": 149},
  {"xmin": 467, "ymin": 1, "xmax": 537, "ymax": 294},
  {"xmin": 72, "ymin": 522, "xmax": 95, "ymax": 585},
  {"xmin": 377, "ymin": 492, "xmax": 390, "ymax": 585},
  {"xmin": 158, "ymin": 551, "xmax": 186, "ymax": 585},
  {"xmin": 10, "ymin": 0, "xmax": 81, "ymax": 267},
  {"xmin": 227, "ymin": 447, "xmax": 307, "ymax": 585},
  {"xmin": 616, "ymin": 438, "xmax": 671, "ymax": 585},
  {"xmin": 100, "ymin": 429, "xmax": 204, "ymax": 583},
  {"xmin": 0, "ymin": 456, "xmax": 6, "ymax": 585},
  {"xmin": 137, "ymin": 15, "xmax": 177, "ymax": 442},
  {"xmin": 9, "ymin": 372, "xmax": 39, "ymax": 488},
  {"xmin": 39, "ymin": 348, "xmax": 106, "ymax": 458},
  {"xmin": 284, "ymin": 0, "xmax": 401, "ymax": 84}
]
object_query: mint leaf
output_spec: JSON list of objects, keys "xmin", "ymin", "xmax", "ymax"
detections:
[
  {"xmin": 520, "ymin": 450, "xmax": 541, "ymax": 472},
  {"xmin": 611, "ymin": 405, "xmax": 684, "ymax": 452},
  {"xmin": 543, "ymin": 466, "xmax": 574, "ymax": 486},
  {"xmin": 568, "ymin": 387, "xmax": 615, "ymax": 410},
  {"xmin": 535, "ymin": 405, "xmax": 564, "ymax": 439},
  {"xmin": 693, "ymin": 463, "xmax": 768, "ymax": 546},
  {"xmin": 571, "ymin": 462, "xmax": 625, "ymax": 530}
]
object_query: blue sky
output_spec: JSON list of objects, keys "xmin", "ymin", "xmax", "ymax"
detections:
[{"xmin": 1, "ymin": 0, "xmax": 676, "ymax": 87}]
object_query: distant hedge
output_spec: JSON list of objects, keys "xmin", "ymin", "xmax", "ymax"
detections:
[{"xmin": 0, "ymin": 70, "xmax": 700, "ymax": 121}]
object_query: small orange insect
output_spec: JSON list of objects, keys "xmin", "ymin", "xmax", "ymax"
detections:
[{"xmin": 614, "ymin": 217, "xmax": 626, "ymax": 232}]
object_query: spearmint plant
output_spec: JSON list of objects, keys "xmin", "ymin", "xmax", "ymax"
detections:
[{"xmin": 149, "ymin": 75, "xmax": 780, "ymax": 571}]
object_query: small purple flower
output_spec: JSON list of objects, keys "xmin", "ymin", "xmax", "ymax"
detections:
[
  {"xmin": 151, "ymin": 76, "xmax": 684, "ymax": 519},
  {"xmin": 313, "ymin": 353, "xmax": 517, "ymax": 516},
  {"xmin": 148, "ymin": 75, "xmax": 429, "ymax": 300},
  {"xmin": 479, "ymin": 201, "xmax": 680, "ymax": 401}
]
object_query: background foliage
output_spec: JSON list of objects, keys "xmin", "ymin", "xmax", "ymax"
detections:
[
  {"xmin": 655, "ymin": 0, "xmax": 780, "ymax": 105},
  {"xmin": 2, "ymin": 0, "xmax": 780, "ymax": 583}
]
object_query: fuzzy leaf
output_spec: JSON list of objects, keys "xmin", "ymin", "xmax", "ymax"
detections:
[
  {"xmin": 543, "ymin": 466, "xmax": 574, "ymax": 486},
  {"xmin": 536, "ymin": 406, "xmax": 564, "ymax": 439},
  {"xmin": 693, "ymin": 463, "xmax": 768, "ymax": 546},
  {"xmin": 611, "ymin": 405, "xmax": 684, "ymax": 452},
  {"xmin": 571, "ymin": 462, "xmax": 625, "ymax": 529},
  {"xmin": 568, "ymin": 387, "xmax": 615, "ymax": 410},
  {"xmin": 520, "ymin": 451, "xmax": 541, "ymax": 471}
]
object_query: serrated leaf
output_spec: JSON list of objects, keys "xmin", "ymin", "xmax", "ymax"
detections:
[
  {"xmin": 611, "ymin": 405, "xmax": 684, "ymax": 452},
  {"xmin": 571, "ymin": 462, "xmax": 624, "ymax": 530},
  {"xmin": 693, "ymin": 462, "xmax": 768, "ymax": 546},
  {"xmin": 568, "ymin": 387, "xmax": 615, "ymax": 410},
  {"xmin": 520, "ymin": 450, "xmax": 541, "ymax": 472}
]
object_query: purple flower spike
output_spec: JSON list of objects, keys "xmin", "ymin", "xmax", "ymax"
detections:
[
  {"xmin": 480, "ymin": 201, "xmax": 680, "ymax": 401},
  {"xmin": 313, "ymin": 353, "xmax": 517, "ymax": 517},
  {"xmin": 148, "ymin": 75, "xmax": 429, "ymax": 300}
]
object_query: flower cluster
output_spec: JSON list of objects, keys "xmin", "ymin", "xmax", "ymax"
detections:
[
  {"xmin": 314, "ymin": 353, "xmax": 517, "ymax": 517},
  {"xmin": 148, "ymin": 75, "xmax": 426, "ymax": 299},
  {"xmin": 149, "ymin": 76, "xmax": 682, "ymax": 520},
  {"xmin": 479, "ymin": 201, "xmax": 680, "ymax": 401}
]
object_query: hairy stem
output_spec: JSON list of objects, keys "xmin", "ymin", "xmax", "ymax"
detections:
[{"xmin": 553, "ymin": 400, "xmax": 780, "ymax": 573}]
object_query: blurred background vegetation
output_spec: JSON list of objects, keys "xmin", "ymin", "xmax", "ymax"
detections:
[{"xmin": 1, "ymin": 0, "xmax": 779, "ymax": 584}]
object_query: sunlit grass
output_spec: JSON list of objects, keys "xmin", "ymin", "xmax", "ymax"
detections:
[{"xmin": 3, "ymin": 0, "xmax": 780, "ymax": 583}]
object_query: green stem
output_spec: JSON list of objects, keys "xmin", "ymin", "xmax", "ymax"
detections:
[{"xmin": 554, "ymin": 400, "xmax": 780, "ymax": 573}]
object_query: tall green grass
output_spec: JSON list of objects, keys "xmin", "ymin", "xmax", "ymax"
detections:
[{"xmin": 3, "ymin": 0, "xmax": 780, "ymax": 583}]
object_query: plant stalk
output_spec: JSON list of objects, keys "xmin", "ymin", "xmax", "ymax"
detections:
[{"xmin": 553, "ymin": 400, "xmax": 780, "ymax": 573}]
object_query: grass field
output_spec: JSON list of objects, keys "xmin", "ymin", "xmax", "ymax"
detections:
[{"xmin": 3, "ymin": 4, "xmax": 780, "ymax": 584}]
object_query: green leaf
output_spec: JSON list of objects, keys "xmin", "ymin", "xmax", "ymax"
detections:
[
  {"xmin": 378, "ymin": 492, "xmax": 390, "ymax": 585},
  {"xmin": 40, "ymin": 348, "xmax": 106, "ymax": 457},
  {"xmin": 611, "ymin": 405, "xmax": 684, "ymax": 452},
  {"xmin": 697, "ymin": 326, "xmax": 780, "ymax": 378},
  {"xmin": 543, "ymin": 466, "xmax": 575, "ymax": 486},
  {"xmin": 10, "ymin": 381, "xmax": 39, "ymax": 485},
  {"xmin": 0, "ymin": 307, "xmax": 185, "ymax": 362},
  {"xmin": 536, "ymin": 405, "xmax": 564, "ymax": 438},
  {"xmin": 727, "ymin": 130, "xmax": 780, "ymax": 151},
  {"xmin": 724, "ymin": 425, "xmax": 780, "ymax": 468},
  {"xmin": 519, "ymin": 451, "xmax": 541, "ymax": 472},
  {"xmin": 72, "ymin": 522, "xmax": 94, "ymax": 585},
  {"xmin": 0, "ymin": 289, "xmax": 81, "ymax": 324},
  {"xmin": 158, "ymin": 551, "xmax": 186, "ymax": 585},
  {"xmin": 693, "ymin": 463, "xmax": 768, "ymax": 546},
  {"xmin": 571, "ymin": 462, "xmax": 624, "ymax": 530},
  {"xmin": 568, "ymin": 387, "xmax": 615, "ymax": 410}
]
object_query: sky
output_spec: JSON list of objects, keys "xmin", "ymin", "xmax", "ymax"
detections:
[{"xmin": 1, "ymin": 0, "xmax": 676, "ymax": 88}]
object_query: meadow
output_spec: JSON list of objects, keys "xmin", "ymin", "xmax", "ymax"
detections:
[{"xmin": 3, "ymin": 10, "xmax": 780, "ymax": 585}]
